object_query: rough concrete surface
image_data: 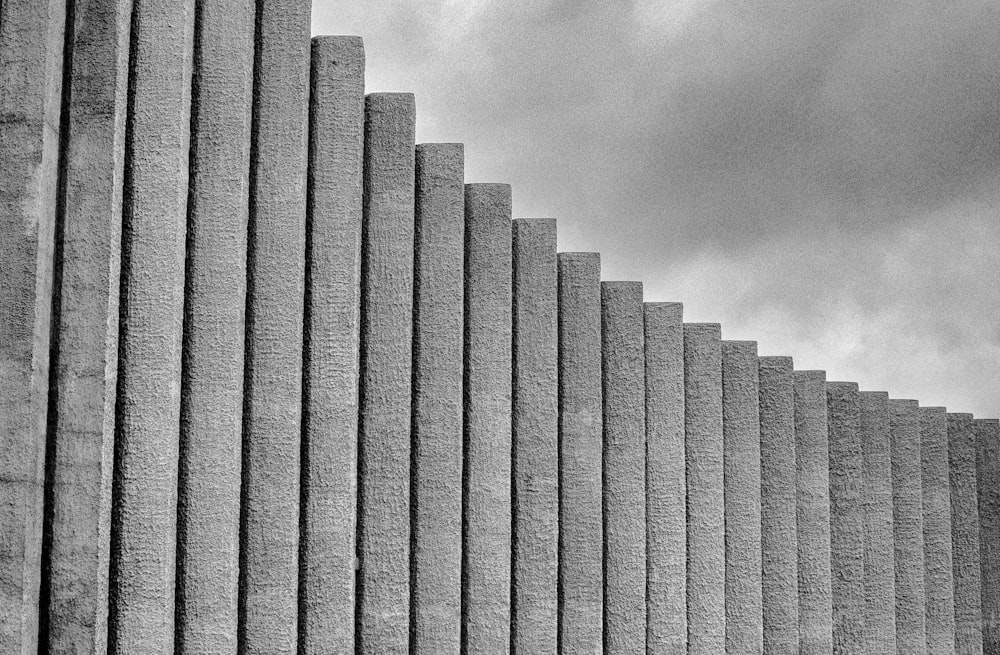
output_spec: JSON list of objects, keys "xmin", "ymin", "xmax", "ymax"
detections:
[
  {"xmin": 793, "ymin": 370, "xmax": 833, "ymax": 655},
  {"xmin": 512, "ymin": 219, "xmax": 558, "ymax": 654},
  {"xmin": 949, "ymin": 413, "xmax": 983, "ymax": 655},
  {"xmin": 921, "ymin": 407, "xmax": 957, "ymax": 655},
  {"xmin": 976, "ymin": 419, "xmax": 1000, "ymax": 654},
  {"xmin": 889, "ymin": 399, "xmax": 927, "ymax": 655},
  {"xmin": 299, "ymin": 35, "xmax": 365, "ymax": 655},
  {"xmin": 684, "ymin": 323, "xmax": 724, "ymax": 655},
  {"xmin": 601, "ymin": 281, "xmax": 647, "ymax": 655},
  {"xmin": 644, "ymin": 302, "xmax": 686, "ymax": 655},
  {"xmin": 557, "ymin": 252, "xmax": 604, "ymax": 654},
  {"xmin": 412, "ymin": 142, "xmax": 465, "ymax": 655},
  {"xmin": 758, "ymin": 356, "xmax": 799, "ymax": 655},
  {"xmin": 357, "ymin": 92, "xmax": 416, "ymax": 654}
]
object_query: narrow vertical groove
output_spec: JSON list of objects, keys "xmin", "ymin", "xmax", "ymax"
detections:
[
  {"xmin": 948, "ymin": 413, "xmax": 983, "ymax": 655},
  {"xmin": 921, "ymin": 406, "xmax": 956, "ymax": 654}
]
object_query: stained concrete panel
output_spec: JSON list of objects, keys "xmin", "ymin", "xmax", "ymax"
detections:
[
  {"xmin": 299, "ymin": 35, "xmax": 365, "ymax": 655},
  {"xmin": 357, "ymin": 92, "xmax": 416, "ymax": 654},
  {"xmin": 412, "ymin": 142, "xmax": 465, "ymax": 655},
  {"xmin": 684, "ymin": 323, "xmax": 724, "ymax": 655},
  {"xmin": 758, "ymin": 356, "xmax": 799, "ymax": 655},
  {"xmin": 644, "ymin": 302, "xmax": 686, "ymax": 654},
  {"xmin": 949, "ymin": 413, "xmax": 984, "ymax": 655},
  {"xmin": 793, "ymin": 370, "xmax": 833, "ymax": 655},
  {"xmin": 921, "ymin": 406, "xmax": 957, "ymax": 655},
  {"xmin": 976, "ymin": 419, "xmax": 1000, "ymax": 654},
  {"xmin": 556, "ymin": 252, "xmax": 604, "ymax": 653},
  {"xmin": 512, "ymin": 219, "xmax": 559, "ymax": 654},
  {"xmin": 463, "ymin": 183, "xmax": 513, "ymax": 653},
  {"xmin": 601, "ymin": 281, "xmax": 646, "ymax": 655},
  {"xmin": 889, "ymin": 399, "xmax": 927, "ymax": 655}
]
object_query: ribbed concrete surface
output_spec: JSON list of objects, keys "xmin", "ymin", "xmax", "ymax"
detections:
[
  {"xmin": 921, "ymin": 407, "xmax": 956, "ymax": 655},
  {"xmin": 889, "ymin": 399, "xmax": 927, "ymax": 655},
  {"xmin": 557, "ymin": 252, "xmax": 603, "ymax": 653},
  {"xmin": 357, "ymin": 93, "xmax": 416, "ymax": 653},
  {"xmin": 43, "ymin": 0, "xmax": 128, "ymax": 652},
  {"xmin": 722, "ymin": 340, "xmax": 762, "ymax": 655},
  {"xmin": 512, "ymin": 219, "xmax": 558, "ymax": 654},
  {"xmin": 109, "ymin": 2, "xmax": 193, "ymax": 652},
  {"xmin": 758, "ymin": 356, "xmax": 799, "ymax": 655},
  {"xmin": 601, "ymin": 281, "xmax": 646, "ymax": 655},
  {"xmin": 684, "ymin": 323, "xmax": 724, "ymax": 655},
  {"xmin": 976, "ymin": 419, "xmax": 1000, "ymax": 654},
  {"xmin": 644, "ymin": 302, "xmax": 686, "ymax": 654},
  {"xmin": 948, "ymin": 413, "xmax": 983, "ymax": 655},
  {"xmin": 412, "ymin": 143, "xmax": 465, "ymax": 655},
  {"xmin": 300, "ymin": 36, "xmax": 365, "ymax": 654},
  {"xmin": 793, "ymin": 370, "xmax": 833, "ymax": 655}
]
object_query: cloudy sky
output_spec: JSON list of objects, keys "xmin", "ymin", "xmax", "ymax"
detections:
[{"xmin": 313, "ymin": 0, "xmax": 1000, "ymax": 418}]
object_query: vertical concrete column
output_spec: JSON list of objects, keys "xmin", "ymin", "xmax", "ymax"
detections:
[
  {"xmin": 108, "ymin": 1, "xmax": 193, "ymax": 653},
  {"xmin": 463, "ymin": 183, "xmax": 513, "ymax": 653},
  {"xmin": 758, "ymin": 356, "xmax": 799, "ymax": 655},
  {"xmin": 556, "ymin": 252, "xmax": 603, "ymax": 653},
  {"xmin": 793, "ymin": 370, "xmax": 833, "ymax": 655},
  {"xmin": 889, "ymin": 399, "xmax": 927, "ymax": 655},
  {"xmin": 601, "ymin": 282, "xmax": 646, "ymax": 655},
  {"xmin": 859, "ymin": 392, "xmax": 896, "ymax": 654},
  {"xmin": 949, "ymin": 413, "xmax": 984, "ymax": 655},
  {"xmin": 174, "ymin": 2, "xmax": 254, "ymax": 653},
  {"xmin": 412, "ymin": 142, "xmax": 464, "ymax": 654},
  {"xmin": 43, "ymin": 1, "xmax": 129, "ymax": 652},
  {"xmin": 0, "ymin": 1, "xmax": 65, "ymax": 651},
  {"xmin": 921, "ymin": 406, "xmax": 956, "ymax": 655},
  {"xmin": 357, "ymin": 92, "xmax": 416, "ymax": 653},
  {"xmin": 976, "ymin": 419, "xmax": 1000, "ymax": 654},
  {"xmin": 722, "ymin": 340, "xmax": 762, "ymax": 655},
  {"xmin": 644, "ymin": 302, "xmax": 686, "ymax": 654},
  {"xmin": 299, "ymin": 35, "xmax": 365, "ymax": 655},
  {"xmin": 684, "ymin": 323, "xmax": 724, "ymax": 655},
  {"xmin": 512, "ymin": 219, "xmax": 559, "ymax": 654}
]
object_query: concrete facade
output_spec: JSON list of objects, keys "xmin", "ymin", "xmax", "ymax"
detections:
[
  {"xmin": 922, "ymin": 407, "xmax": 957, "ymax": 654},
  {"xmin": 950, "ymin": 413, "xmax": 984, "ymax": 654},
  {"xmin": 977, "ymin": 419, "xmax": 1000, "ymax": 654}
]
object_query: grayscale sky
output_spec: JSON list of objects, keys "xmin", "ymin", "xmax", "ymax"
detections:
[{"xmin": 313, "ymin": 0, "xmax": 1000, "ymax": 417}]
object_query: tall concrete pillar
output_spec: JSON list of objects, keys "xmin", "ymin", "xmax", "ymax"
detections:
[
  {"xmin": 758, "ymin": 356, "xmax": 799, "ymax": 655},
  {"xmin": 601, "ymin": 281, "xmax": 646, "ymax": 655},
  {"xmin": 412, "ymin": 142, "xmax": 465, "ymax": 654},
  {"xmin": 557, "ymin": 252, "xmax": 603, "ymax": 653},
  {"xmin": 300, "ymin": 36, "xmax": 366, "ymax": 654},
  {"xmin": 463, "ymin": 183, "xmax": 513, "ymax": 653},
  {"xmin": 722, "ymin": 340, "xmax": 762, "ymax": 655},
  {"xmin": 357, "ymin": 92, "xmax": 416, "ymax": 653},
  {"xmin": 889, "ymin": 399, "xmax": 927, "ymax": 655},
  {"xmin": 512, "ymin": 219, "xmax": 559, "ymax": 654},
  {"xmin": 684, "ymin": 323, "xmax": 724, "ymax": 655},
  {"xmin": 644, "ymin": 302, "xmax": 686, "ymax": 654},
  {"xmin": 949, "ymin": 413, "xmax": 984, "ymax": 655},
  {"xmin": 793, "ymin": 370, "xmax": 833, "ymax": 655},
  {"xmin": 108, "ymin": 2, "xmax": 193, "ymax": 653},
  {"xmin": 239, "ymin": 2, "xmax": 311, "ymax": 652},
  {"xmin": 921, "ymin": 406, "xmax": 957, "ymax": 655},
  {"xmin": 42, "ymin": 1, "xmax": 129, "ymax": 652},
  {"xmin": 976, "ymin": 419, "xmax": 1000, "ymax": 654}
]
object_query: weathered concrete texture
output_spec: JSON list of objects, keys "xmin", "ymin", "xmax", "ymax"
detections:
[
  {"xmin": 43, "ymin": 0, "xmax": 129, "ymax": 652},
  {"xmin": 174, "ymin": 2, "xmax": 254, "ymax": 653},
  {"xmin": 557, "ymin": 252, "xmax": 603, "ymax": 654},
  {"xmin": 108, "ymin": 1, "xmax": 193, "ymax": 653},
  {"xmin": 0, "ymin": 0, "xmax": 65, "ymax": 651},
  {"xmin": 758, "ymin": 356, "xmax": 799, "ymax": 655},
  {"xmin": 889, "ymin": 399, "xmax": 927, "ymax": 655},
  {"xmin": 300, "ymin": 35, "xmax": 365, "ymax": 655},
  {"xmin": 357, "ymin": 92, "xmax": 416, "ymax": 654},
  {"xmin": 684, "ymin": 323, "xmax": 724, "ymax": 655},
  {"xmin": 463, "ymin": 183, "xmax": 513, "ymax": 653},
  {"xmin": 921, "ymin": 407, "xmax": 957, "ymax": 655},
  {"xmin": 948, "ymin": 413, "xmax": 984, "ymax": 655},
  {"xmin": 601, "ymin": 281, "xmax": 646, "ymax": 655},
  {"xmin": 793, "ymin": 370, "xmax": 833, "ymax": 655},
  {"xmin": 976, "ymin": 419, "xmax": 1000, "ymax": 654},
  {"xmin": 412, "ymin": 142, "xmax": 464, "ymax": 655},
  {"xmin": 512, "ymin": 219, "xmax": 558, "ymax": 654},
  {"xmin": 858, "ymin": 392, "xmax": 896, "ymax": 655},
  {"xmin": 644, "ymin": 302, "xmax": 686, "ymax": 654}
]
